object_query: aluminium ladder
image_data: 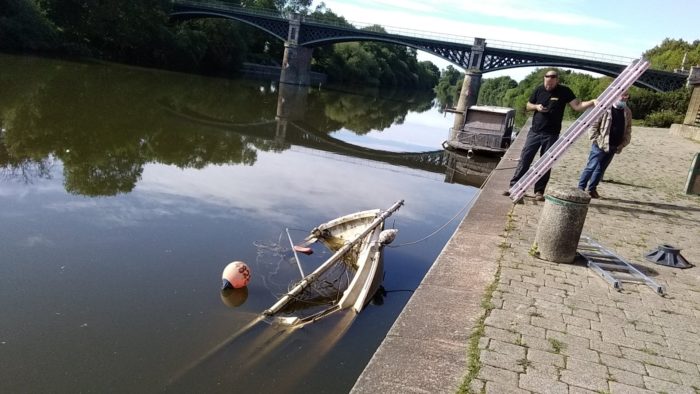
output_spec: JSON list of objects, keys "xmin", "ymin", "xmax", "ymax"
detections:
[
  {"xmin": 578, "ymin": 235, "xmax": 665, "ymax": 295},
  {"xmin": 508, "ymin": 58, "xmax": 650, "ymax": 202}
]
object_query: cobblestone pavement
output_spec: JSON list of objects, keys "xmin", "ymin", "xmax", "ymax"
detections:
[{"xmin": 473, "ymin": 127, "xmax": 700, "ymax": 394}]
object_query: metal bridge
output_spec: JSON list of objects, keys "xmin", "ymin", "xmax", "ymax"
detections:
[{"xmin": 170, "ymin": 1, "xmax": 687, "ymax": 92}]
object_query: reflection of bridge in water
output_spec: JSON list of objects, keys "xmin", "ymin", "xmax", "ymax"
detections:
[
  {"xmin": 281, "ymin": 123, "xmax": 499, "ymax": 187},
  {"xmin": 161, "ymin": 92, "xmax": 499, "ymax": 188}
]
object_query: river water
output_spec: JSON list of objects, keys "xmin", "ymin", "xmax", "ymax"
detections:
[{"xmin": 0, "ymin": 54, "xmax": 498, "ymax": 393}]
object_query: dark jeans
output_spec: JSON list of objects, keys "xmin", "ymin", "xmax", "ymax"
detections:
[
  {"xmin": 509, "ymin": 131, "xmax": 559, "ymax": 194},
  {"xmin": 578, "ymin": 143, "xmax": 616, "ymax": 192}
]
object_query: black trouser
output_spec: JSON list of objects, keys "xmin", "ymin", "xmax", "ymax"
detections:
[{"xmin": 509, "ymin": 131, "xmax": 559, "ymax": 194}]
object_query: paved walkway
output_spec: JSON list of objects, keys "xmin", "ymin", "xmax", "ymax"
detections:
[{"xmin": 353, "ymin": 125, "xmax": 700, "ymax": 394}]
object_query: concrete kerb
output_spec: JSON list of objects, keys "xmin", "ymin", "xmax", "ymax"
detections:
[{"xmin": 351, "ymin": 123, "xmax": 529, "ymax": 393}]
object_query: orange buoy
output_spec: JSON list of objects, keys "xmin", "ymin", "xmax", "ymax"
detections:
[{"xmin": 222, "ymin": 261, "xmax": 251, "ymax": 289}]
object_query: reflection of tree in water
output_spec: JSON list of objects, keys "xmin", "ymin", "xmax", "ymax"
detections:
[
  {"xmin": 63, "ymin": 154, "xmax": 143, "ymax": 196},
  {"xmin": 0, "ymin": 55, "xmax": 438, "ymax": 197},
  {"xmin": 0, "ymin": 131, "xmax": 54, "ymax": 184},
  {"xmin": 304, "ymin": 88, "xmax": 435, "ymax": 135},
  {"xmin": 0, "ymin": 57, "xmax": 269, "ymax": 196}
]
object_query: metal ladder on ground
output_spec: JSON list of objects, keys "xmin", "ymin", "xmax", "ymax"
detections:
[
  {"xmin": 508, "ymin": 58, "xmax": 650, "ymax": 201},
  {"xmin": 578, "ymin": 235, "xmax": 665, "ymax": 295}
]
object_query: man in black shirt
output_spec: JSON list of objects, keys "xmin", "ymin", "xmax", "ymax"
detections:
[
  {"xmin": 506, "ymin": 70, "xmax": 597, "ymax": 201},
  {"xmin": 578, "ymin": 92, "xmax": 633, "ymax": 198}
]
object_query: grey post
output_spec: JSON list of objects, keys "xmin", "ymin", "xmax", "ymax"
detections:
[{"xmin": 535, "ymin": 187, "xmax": 591, "ymax": 263}]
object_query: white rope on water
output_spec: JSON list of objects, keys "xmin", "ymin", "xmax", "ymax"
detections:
[{"xmin": 388, "ymin": 159, "xmax": 498, "ymax": 247}]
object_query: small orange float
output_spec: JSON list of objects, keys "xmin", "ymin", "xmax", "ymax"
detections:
[{"xmin": 293, "ymin": 245, "xmax": 313, "ymax": 255}]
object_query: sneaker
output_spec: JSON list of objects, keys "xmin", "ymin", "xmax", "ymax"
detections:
[
  {"xmin": 502, "ymin": 190, "xmax": 511, "ymax": 196},
  {"xmin": 534, "ymin": 192, "xmax": 545, "ymax": 202},
  {"xmin": 589, "ymin": 190, "xmax": 600, "ymax": 199}
]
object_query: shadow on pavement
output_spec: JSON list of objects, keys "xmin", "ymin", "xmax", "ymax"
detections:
[
  {"xmin": 601, "ymin": 178, "xmax": 652, "ymax": 189},
  {"xmin": 598, "ymin": 198, "xmax": 700, "ymax": 213}
]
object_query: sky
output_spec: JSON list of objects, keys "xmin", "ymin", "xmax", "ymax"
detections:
[{"xmin": 310, "ymin": 0, "xmax": 700, "ymax": 81}]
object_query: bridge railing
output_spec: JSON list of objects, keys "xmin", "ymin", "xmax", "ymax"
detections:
[
  {"xmin": 332, "ymin": 19, "xmax": 635, "ymax": 65},
  {"xmin": 484, "ymin": 38, "xmax": 635, "ymax": 65},
  {"xmin": 173, "ymin": 0, "xmax": 635, "ymax": 66}
]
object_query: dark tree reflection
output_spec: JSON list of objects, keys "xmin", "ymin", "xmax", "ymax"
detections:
[{"xmin": 0, "ymin": 56, "xmax": 436, "ymax": 196}]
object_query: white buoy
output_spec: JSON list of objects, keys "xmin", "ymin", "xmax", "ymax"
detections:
[
  {"xmin": 222, "ymin": 261, "xmax": 251, "ymax": 289},
  {"xmin": 379, "ymin": 229, "xmax": 398, "ymax": 245}
]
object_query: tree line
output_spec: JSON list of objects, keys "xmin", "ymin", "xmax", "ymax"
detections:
[
  {"xmin": 435, "ymin": 38, "xmax": 699, "ymax": 128},
  {"xmin": 0, "ymin": 0, "xmax": 438, "ymax": 89},
  {"xmin": 1, "ymin": 0, "xmax": 695, "ymax": 121}
]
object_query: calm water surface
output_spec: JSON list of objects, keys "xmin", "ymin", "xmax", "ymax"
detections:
[{"xmin": 0, "ymin": 54, "xmax": 497, "ymax": 393}]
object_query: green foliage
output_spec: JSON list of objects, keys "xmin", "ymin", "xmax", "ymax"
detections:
[
  {"xmin": 0, "ymin": 0, "xmax": 59, "ymax": 52},
  {"xmin": 434, "ymin": 66, "xmax": 463, "ymax": 108},
  {"xmin": 643, "ymin": 38, "xmax": 700, "ymax": 71},
  {"xmin": 5, "ymin": 0, "xmax": 262, "ymax": 76},
  {"xmin": 643, "ymin": 110, "xmax": 684, "ymax": 128},
  {"xmin": 305, "ymin": 7, "xmax": 439, "ymax": 89},
  {"xmin": 623, "ymin": 86, "xmax": 690, "ymax": 128},
  {"xmin": 178, "ymin": 19, "xmax": 249, "ymax": 74},
  {"xmin": 240, "ymin": 0, "xmax": 312, "ymax": 13},
  {"xmin": 312, "ymin": 39, "xmax": 438, "ymax": 89},
  {"xmin": 477, "ymin": 76, "xmax": 517, "ymax": 106}
]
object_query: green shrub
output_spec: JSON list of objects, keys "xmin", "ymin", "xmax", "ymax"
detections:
[{"xmin": 643, "ymin": 110, "xmax": 684, "ymax": 127}]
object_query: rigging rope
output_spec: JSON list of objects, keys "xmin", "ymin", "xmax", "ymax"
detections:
[{"xmin": 387, "ymin": 155, "xmax": 498, "ymax": 248}]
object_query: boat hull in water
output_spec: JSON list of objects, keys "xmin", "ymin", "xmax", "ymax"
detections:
[{"xmin": 264, "ymin": 200, "xmax": 403, "ymax": 327}]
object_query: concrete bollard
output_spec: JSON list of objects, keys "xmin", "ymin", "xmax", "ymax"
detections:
[{"xmin": 535, "ymin": 187, "xmax": 591, "ymax": 263}]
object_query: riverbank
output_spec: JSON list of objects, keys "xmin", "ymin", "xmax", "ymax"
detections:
[{"xmin": 352, "ymin": 124, "xmax": 700, "ymax": 393}]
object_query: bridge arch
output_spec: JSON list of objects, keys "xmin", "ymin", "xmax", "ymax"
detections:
[
  {"xmin": 169, "ymin": 10, "xmax": 289, "ymax": 42},
  {"xmin": 303, "ymin": 35, "xmax": 669, "ymax": 91},
  {"xmin": 301, "ymin": 35, "xmax": 467, "ymax": 71}
]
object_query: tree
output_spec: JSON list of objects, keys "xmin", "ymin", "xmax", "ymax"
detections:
[
  {"xmin": 643, "ymin": 38, "xmax": 700, "ymax": 72},
  {"xmin": 0, "ymin": 0, "xmax": 59, "ymax": 52},
  {"xmin": 241, "ymin": 0, "xmax": 312, "ymax": 13},
  {"xmin": 434, "ymin": 66, "xmax": 463, "ymax": 108},
  {"xmin": 477, "ymin": 76, "xmax": 517, "ymax": 106}
]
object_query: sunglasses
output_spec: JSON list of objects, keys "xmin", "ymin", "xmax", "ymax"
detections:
[{"xmin": 545, "ymin": 75, "xmax": 558, "ymax": 78}]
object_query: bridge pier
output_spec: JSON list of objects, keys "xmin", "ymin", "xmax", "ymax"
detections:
[
  {"xmin": 670, "ymin": 66, "xmax": 700, "ymax": 142},
  {"xmin": 683, "ymin": 67, "xmax": 700, "ymax": 127},
  {"xmin": 280, "ymin": 14, "xmax": 313, "ymax": 86},
  {"xmin": 276, "ymin": 83, "xmax": 309, "ymax": 120},
  {"xmin": 451, "ymin": 70, "xmax": 483, "ymax": 130},
  {"xmin": 451, "ymin": 38, "xmax": 486, "ymax": 131},
  {"xmin": 275, "ymin": 83, "xmax": 309, "ymax": 145}
]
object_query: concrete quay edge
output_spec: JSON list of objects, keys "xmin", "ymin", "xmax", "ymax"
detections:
[{"xmin": 351, "ymin": 127, "xmax": 530, "ymax": 393}]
